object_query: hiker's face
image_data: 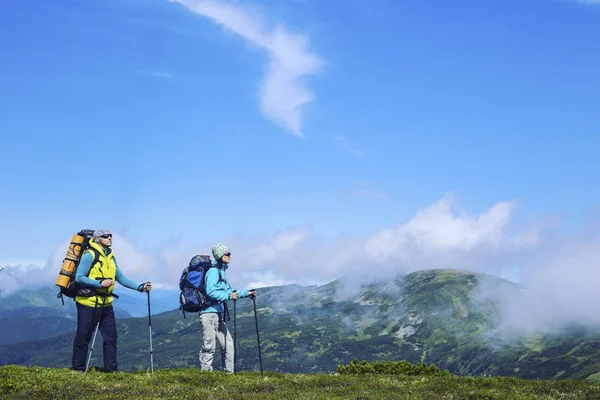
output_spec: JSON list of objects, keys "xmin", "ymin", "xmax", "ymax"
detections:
[
  {"xmin": 99, "ymin": 232, "xmax": 113, "ymax": 247},
  {"xmin": 222, "ymin": 252, "xmax": 231, "ymax": 263}
]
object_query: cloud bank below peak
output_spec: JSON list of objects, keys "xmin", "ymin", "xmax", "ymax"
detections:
[
  {"xmin": 5, "ymin": 192, "xmax": 599, "ymax": 338},
  {"xmin": 169, "ymin": 0, "xmax": 323, "ymax": 137}
]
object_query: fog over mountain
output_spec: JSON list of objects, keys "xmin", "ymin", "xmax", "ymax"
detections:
[{"xmin": 2, "ymin": 196, "xmax": 599, "ymax": 339}]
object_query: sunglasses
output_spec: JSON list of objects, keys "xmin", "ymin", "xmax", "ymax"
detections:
[
  {"xmin": 224, "ymin": 252, "xmax": 231, "ymax": 257},
  {"xmin": 100, "ymin": 234, "xmax": 113, "ymax": 239}
]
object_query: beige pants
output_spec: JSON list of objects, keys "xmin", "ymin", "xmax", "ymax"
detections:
[{"xmin": 199, "ymin": 312, "xmax": 234, "ymax": 373}]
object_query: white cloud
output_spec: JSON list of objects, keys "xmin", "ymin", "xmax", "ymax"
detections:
[
  {"xmin": 0, "ymin": 235, "xmax": 191, "ymax": 297},
  {"xmin": 8, "ymin": 193, "xmax": 541, "ymax": 294},
  {"xmin": 168, "ymin": 0, "xmax": 323, "ymax": 137},
  {"xmin": 492, "ymin": 232, "xmax": 600, "ymax": 336},
  {"xmin": 245, "ymin": 227, "xmax": 309, "ymax": 262},
  {"xmin": 5, "ymin": 192, "xmax": 600, "ymax": 339},
  {"xmin": 0, "ymin": 261, "xmax": 51, "ymax": 296},
  {"xmin": 0, "ymin": 258, "xmax": 47, "ymax": 267},
  {"xmin": 246, "ymin": 271, "xmax": 296, "ymax": 289},
  {"xmin": 333, "ymin": 135, "xmax": 365, "ymax": 157},
  {"xmin": 214, "ymin": 193, "xmax": 544, "ymax": 285},
  {"xmin": 366, "ymin": 194, "xmax": 521, "ymax": 256}
]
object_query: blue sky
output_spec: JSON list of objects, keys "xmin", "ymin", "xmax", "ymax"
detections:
[{"xmin": 1, "ymin": 0, "xmax": 599, "ymax": 306}]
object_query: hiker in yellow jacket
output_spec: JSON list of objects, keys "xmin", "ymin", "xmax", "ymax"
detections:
[{"xmin": 71, "ymin": 229, "xmax": 152, "ymax": 372}]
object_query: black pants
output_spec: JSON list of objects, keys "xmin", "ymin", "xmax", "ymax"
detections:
[{"xmin": 72, "ymin": 302, "xmax": 118, "ymax": 371}]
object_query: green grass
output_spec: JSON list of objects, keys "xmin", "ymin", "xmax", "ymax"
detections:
[{"xmin": 2, "ymin": 365, "xmax": 600, "ymax": 400}]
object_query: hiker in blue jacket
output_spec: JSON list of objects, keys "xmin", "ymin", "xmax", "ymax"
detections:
[{"xmin": 199, "ymin": 242, "xmax": 256, "ymax": 373}]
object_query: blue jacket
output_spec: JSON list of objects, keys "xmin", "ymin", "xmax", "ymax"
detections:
[
  {"xmin": 75, "ymin": 249, "xmax": 141, "ymax": 291},
  {"xmin": 201, "ymin": 260, "xmax": 249, "ymax": 314}
]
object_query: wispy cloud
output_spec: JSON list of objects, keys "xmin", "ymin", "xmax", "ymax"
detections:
[
  {"xmin": 333, "ymin": 135, "xmax": 364, "ymax": 157},
  {"xmin": 168, "ymin": 0, "xmax": 323, "ymax": 137},
  {"xmin": 136, "ymin": 70, "xmax": 173, "ymax": 79},
  {"xmin": 350, "ymin": 182, "xmax": 392, "ymax": 199}
]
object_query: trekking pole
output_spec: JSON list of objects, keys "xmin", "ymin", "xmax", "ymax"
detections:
[
  {"xmin": 85, "ymin": 284, "xmax": 107, "ymax": 373},
  {"xmin": 233, "ymin": 290, "xmax": 237, "ymax": 374},
  {"xmin": 85, "ymin": 323, "xmax": 100, "ymax": 372},
  {"xmin": 251, "ymin": 292, "xmax": 263, "ymax": 377},
  {"xmin": 147, "ymin": 288, "xmax": 154, "ymax": 373}
]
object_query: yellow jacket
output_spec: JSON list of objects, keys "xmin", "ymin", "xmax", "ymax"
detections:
[{"xmin": 75, "ymin": 239, "xmax": 117, "ymax": 307}]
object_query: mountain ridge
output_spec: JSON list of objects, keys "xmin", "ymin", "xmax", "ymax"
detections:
[{"xmin": 1, "ymin": 268, "xmax": 600, "ymax": 380}]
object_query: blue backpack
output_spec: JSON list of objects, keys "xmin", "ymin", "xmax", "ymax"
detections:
[{"xmin": 178, "ymin": 254, "xmax": 221, "ymax": 318}]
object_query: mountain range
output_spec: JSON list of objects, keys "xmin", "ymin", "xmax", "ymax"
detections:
[{"xmin": 1, "ymin": 268, "xmax": 600, "ymax": 381}]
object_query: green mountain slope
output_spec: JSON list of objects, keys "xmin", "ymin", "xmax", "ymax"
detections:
[
  {"xmin": 2, "ymin": 269, "xmax": 600, "ymax": 380},
  {"xmin": 0, "ymin": 286, "xmax": 68, "ymax": 312},
  {"xmin": 0, "ymin": 286, "xmax": 131, "ymax": 346},
  {"xmin": 0, "ymin": 285, "xmax": 132, "ymax": 317},
  {"xmin": 0, "ymin": 307, "xmax": 77, "ymax": 345}
]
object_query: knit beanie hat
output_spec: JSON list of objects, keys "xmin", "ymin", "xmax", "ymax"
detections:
[
  {"xmin": 212, "ymin": 242, "xmax": 230, "ymax": 260},
  {"xmin": 93, "ymin": 229, "xmax": 111, "ymax": 243}
]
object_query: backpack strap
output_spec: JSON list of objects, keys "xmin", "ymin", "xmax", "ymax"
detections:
[
  {"xmin": 204, "ymin": 265, "xmax": 225, "ymax": 285},
  {"xmin": 90, "ymin": 248, "xmax": 101, "ymax": 271},
  {"xmin": 82, "ymin": 248, "xmax": 102, "ymax": 276}
]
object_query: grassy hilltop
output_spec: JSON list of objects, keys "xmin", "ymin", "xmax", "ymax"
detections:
[{"xmin": 2, "ymin": 363, "xmax": 600, "ymax": 400}]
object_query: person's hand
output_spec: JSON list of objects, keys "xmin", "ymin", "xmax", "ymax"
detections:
[
  {"xmin": 230, "ymin": 291, "xmax": 238, "ymax": 300},
  {"xmin": 248, "ymin": 290, "xmax": 256, "ymax": 299},
  {"xmin": 141, "ymin": 282, "xmax": 152, "ymax": 292},
  {"xmin": 100, "ymin": 279, "xmax": 113, "ymax": 288}
]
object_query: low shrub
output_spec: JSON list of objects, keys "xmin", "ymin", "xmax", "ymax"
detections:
[{"xmin": 337, "ymin": 358, "xmax": 451, "ymax": 377}]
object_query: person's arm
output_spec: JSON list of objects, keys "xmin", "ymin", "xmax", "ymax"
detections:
[
  {"xmin": 235, "ymin": 289, "xmax": 249, "ymax": 298},
  {"xmin": 205, "ymin": 268, "xmax": 230, "ymax": 301},
  {"xmin": 114, "ymin": 257, "xmax": 143, "ymax": 291},
  {"xmin": 75, "ymin": 252, "xmax": 102, "ymax": 288}
]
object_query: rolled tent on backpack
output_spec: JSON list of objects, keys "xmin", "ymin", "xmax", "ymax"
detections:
[
  {"xmin": 56, "ymin": 233, "xmax": 87, "ymax": 289},
  {"xmin": 55, "ymin": 229, "xmax": 96, "ymax": 303}
]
